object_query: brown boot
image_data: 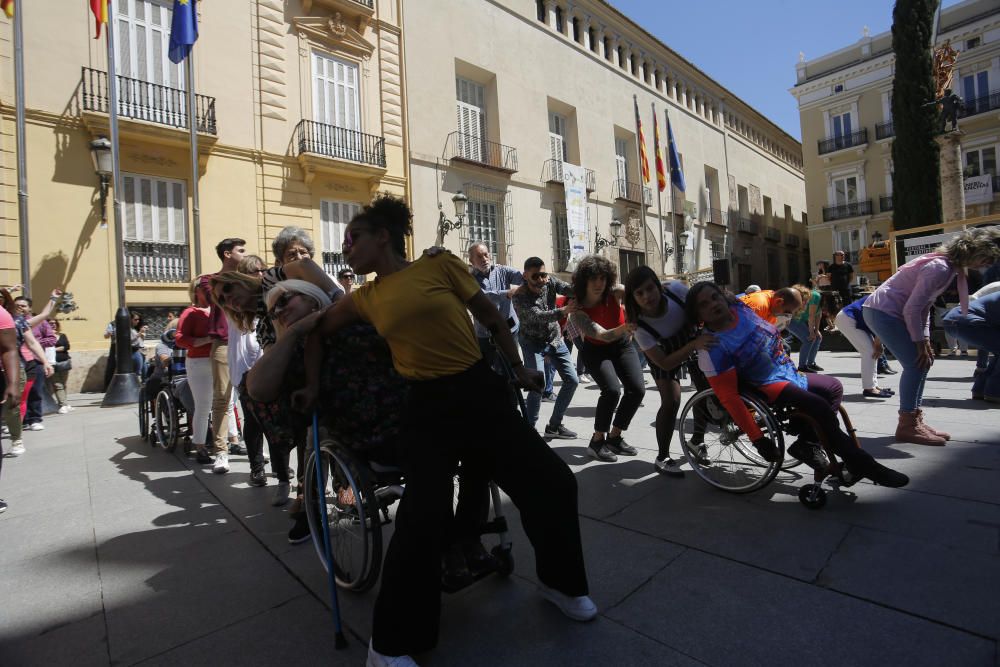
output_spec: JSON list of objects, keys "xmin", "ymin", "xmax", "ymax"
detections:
[
  {"xmin": 915, "ymin": 409, "xmax": 951, "ymax": 441},
  {"xmin": 895, "ymin": 411, "xmax": 946, "ymax": 446}
]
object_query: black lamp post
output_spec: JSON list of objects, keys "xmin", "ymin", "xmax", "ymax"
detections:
[
  {"xmin": 90, "ymin": 137, "xmax": 112, "ymax": 225},
  {"xmin": 595, "ymin": 218, "xmax": 622, "ymax": 252},
  {"xmin": 438, "ymin": 190, "xmax": 469, "ymax": 237},
  {"xmin": 871, "ymin": 230, "xmax": 883, "ymax": 245}
]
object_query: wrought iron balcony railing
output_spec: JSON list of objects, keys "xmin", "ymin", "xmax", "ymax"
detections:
[
  {"xmin": 445, "ymin": 131, "xmax": 518, "ymax": 173},
  {"xmin": 817, "ymin": 128, "xmax": 868, "ymax": 155},
  {"xmin": 296, "ymin": 120, "xmax": 386, "ymax": 168},
  {"xmin": 707, "ymin": 208, "xmax": 726, "ymax": 226},
  {"xmin": 124, "ymin": 240, "xmax": 189, "ymax": 283},
  {"xmin": 879, "ymin": 194, "xmax": 894, "ymax": 212},
  {"xmin": 785, "ymin": 233, "xmax": 800, "ymax": 248},
  {"xmin": 612, "ymin": 179, "xmax": 652, "ymax": 206},
  {"xmin": 764, "ymin": 226, "xmax": 782, "ymax": 242},
  {"xmin": 542, "ymin": 160, "xmax": 596, "ymax": 191},
  {"xmin": 823, "ymin": 199, "xmax": 873, "ymax": 221},
  {"xmin": 81, "ymin": 67, "xmax": 217, "ymax": 134},
  {"xmin": 734, "ymin": 215, "xmax": 758, "ymax": 235},
  {"xmin": 322, "ymin": 251, "xmax": 366, "ymax": 284},
  {"xmin": 353, "ymin": 0, "xmax": 374, "ymax": 7},
  {"xmin": 875, "ymin": 120, "xmax": 894, "ymax": 140},
  {"xmin": 960, "ymin": 90, "xmax": 1000, "ymax": 118}
]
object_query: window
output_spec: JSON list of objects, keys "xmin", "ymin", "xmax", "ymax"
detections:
[
  {"xmin": 604, "ymin": 37, "xmax": 611, "ymax": 60},
  {"xmin": 834, "ymin": 83, "xmax": 844, "ymax": 93},
  {"xmin": 555, "ymin": 6, "xmax": 563, "ymax": 33},
  {"xmin": 320, "ymin": 200, "xmax": 361, "ymax": 275},
  {"xmin": 617, "ymin": 46, "xmax": 625, "ymax": 69},
  {"xmin": 122, "ymin": 173, "xmax": 186, "ymax": 243},
  {"xmin": 535, "ymin": 0, "xmax": 544, "ymax": 21},
  {"xmin": 313, "ymin": 53, "xmax": 360, "ymax": 131},
  {"xmin": 614, "ymin": 137, "xmax": 629, "ymax": 185},
  {"xmin": 461, "ymin": 184, "xmax": 512, "ymax": 263},
  {"xmin": 963, "ymin": 71, "xmax": 989, "ymax": 111},
  {"xmin": 589, "ymin": 27, "xmax": 596, "ymax": 52},
  {"xmin": 832, "ymin": 175, "xmax": 858, "ymax": 206},
  {"xmin": 618, "ymin": 249, "xmax": 644, "ymax": 277},
  {"xmin": 964, "ymin": 146, "xmax": 996, "ymax": 178},
  {"xmin": 549, "ymin": 112, "xmax": 568, "ymax": 179},
  {"xmin": 710, "ymin": 239, "xmax": 725, "ymax": 261},
  {"xmin": 831, "ymin": 111, "xmax": 853, "ymax": 144},
  {"xmin": 116, "ymin": 0, "xmax": 182, "ymax": 88},
  {"xmin": 572, "ymin": 17, "xmax": 581, "ymax": 43},
  {"xmin": 466, "ymin": 199, "xmax": 500, "ymax": 256},
  {"xmin": 965, "ymin": 36, "xmax": 981, "ymax": 50},
  {"xmin": 835, "ymin": 228, "xmax": 862, "ymax": 263},
  {"xmin": 456, "ymin": 77, "xmax": 486, "ymax": 161}
]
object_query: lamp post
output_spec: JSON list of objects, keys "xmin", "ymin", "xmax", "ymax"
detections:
[
  {"xmin": 678, "ymin": 230, "xmax": 691, "ymax": 273},
  {"xmin": 90, "ymin": 137, "xmax": 112, "ymax": 225},
  {"xmin": 438, "ymin": 190, "xmax": 468, "ymax": 237},
  {"xmin": 595, "ymin": 218, "xmax": 622, "ymax": 252},
  {"xmin": 871, "ymin": 230, "xmax": 883, "ymax": 245}
]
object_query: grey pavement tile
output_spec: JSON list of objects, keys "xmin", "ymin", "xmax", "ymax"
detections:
[
  {"xmin": 0, "ymin": 608, "xmax": 109, "ymax": 667},
  {"xmin": 432, "ymin": 575, "xmax": 701, "ymax": 667},
  {"xmin": 135, "ymin": 594, "xmax": 367, "ymax": 666},
  {"xmin": 1, "ymin": 503, "xmax": 97, "ymax": 568},
  {"xmin": 606, "ymin": 549, "xmax": 995, "ymax": 667},
  {"xmin": 820, "ymin": 526, "xmax": 1000, "ymax": 641}
]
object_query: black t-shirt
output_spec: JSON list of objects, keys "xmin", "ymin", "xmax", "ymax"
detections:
[{"xmin": 828, "ymin": 262, "xmax": 853, "ymax": 290}]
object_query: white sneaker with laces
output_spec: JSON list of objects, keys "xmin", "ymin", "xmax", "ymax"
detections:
[
  {"xmin": 539, "ymin": 583, "xmax": 598, "ymax": 621},
  {"xmin": 367, "ymin": 639, "xmax": 418, "ymax": 667},
  {"xmin": 8, "ymin": 440, "xmax": 25, "ymax": 457},
  {"xmin": 58, "ymin": 405, "xmax": 74, "ymax": 414},
  {"xmin": 27, "ymin": 422, "xmax": 44, "ymax": 431},
  {"xmin": 213, "ymin": 452, "xmax": 230, "ymax": 474}
]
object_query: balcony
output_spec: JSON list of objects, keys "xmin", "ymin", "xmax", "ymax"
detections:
[
  {"xmin": 960, "ymin": 91, "xmax": 1000, "ymax": 118},
  {"xmin": 879, "ymin": 194, "xmax": 894, "ymax": 212},
  {"xmin": 124, "ymin": 240, "xmax": 189, "ymax": 283},
  {"xmin": 875, "ymin": 121, "xmax": 894, "ymax": 140},
  {"xmin": 612, "ymin": 179, "xmax": 652, "ymax": 207},
  {"xmin": 764, "ymin": 226, "xmax": 782, "ymax": 242},
  {"xmin": 822, "ymin": 199, "xmax": 873, "ymax": 221},
  {"xmin": 707, "ymin": 208, "xmax": 726, "ymax": 226},
  {"xmin": 295, "ymin": 120, "xmax": 386, "ymax": 184},
  {"xmin": 322, "ymin": 251, "xmax": 366, "ymax": 284},
  {"xmin": 81, "ymin": 67, "xmax": 217, "ymax": 137},
  {"xmin": 445, "ymin": 131, "xmax": 518, "ymax": 174},
  {"xmin": 785, "ymin": 233, "xmax": 800, "ymax": 248},
  {"xmin": 817, "ymin": 128, "xmax": 868, "ymax": 155},
  {"xmin": 542, "ymin": 160, "xmax": 596, "ymax": 192},
  {"xmin": 734, "ymin": 215, "xmax": 758, "ymax": 235},
  {"xmin": 302, "ymin": 0, "xmax": 375, "ymax": 30}
]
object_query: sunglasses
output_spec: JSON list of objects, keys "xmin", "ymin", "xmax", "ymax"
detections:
[
  {"xmin": 267, "ymin": 291, "xmax": 301, "ymax": 319},
  {"xmin": 341, "ymin": 227, "xmax": 371, "ymax": 251},
  {"xmin": 529, "ymin": 272, "xmax": 548, "ymax": 280},
  {"xmin": 339, "ymin": 274, "xmax": 355, "ymax": 280}
]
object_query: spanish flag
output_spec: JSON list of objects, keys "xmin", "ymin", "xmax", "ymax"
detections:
[
  {"xmin": 2, "ymin": 0, "xmax": 14, "ymax": 18},
  {"xmin": 633, "ymin": 96, "xmax": 650, "ymax": 184},
  {"xmin": 91, "ymin": 0, "xmax": 108, "ymax": 39},
  {"xmin": 653, "ymin": 111, "xmax": 667, "ymax": 192}
]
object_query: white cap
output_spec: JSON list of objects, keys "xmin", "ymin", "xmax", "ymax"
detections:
[{"xmin": 745, "ymin": 284, "xmax": 761, "ymax": 294}]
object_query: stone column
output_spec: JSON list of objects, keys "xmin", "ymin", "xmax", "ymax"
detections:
[
  {"xmin": 936, "ymin": 131, "xmax": 966, "ymax": 223},
  {"xmin": 544, "ymin": 0, "xmax": 558, "ymax": 31},
  {"xmin": 581, "ymin": 15, "xmax": 591, "ymax": 50}
]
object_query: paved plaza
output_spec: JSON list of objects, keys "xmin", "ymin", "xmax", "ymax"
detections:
[{"xmin": 0, "ymin": 351, "xmax": 998, "ymax": 666}]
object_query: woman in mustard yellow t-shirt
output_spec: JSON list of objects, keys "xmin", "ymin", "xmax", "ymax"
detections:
[{"xmin": 296, "ymin": 195, "xmax": 594, "ymax": 665}]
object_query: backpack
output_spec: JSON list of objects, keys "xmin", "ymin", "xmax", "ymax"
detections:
[{"xmin": 635, "ymin": 284, "xmax": 709, "ymax": 390}]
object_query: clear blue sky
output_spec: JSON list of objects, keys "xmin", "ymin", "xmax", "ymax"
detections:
[{"xmin": 610, "ymin": 0, "xmax": 962, "ymax": 141}]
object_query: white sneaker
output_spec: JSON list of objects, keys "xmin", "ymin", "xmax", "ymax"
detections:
[
  {"xmin": 539, "ymin": 583, "xmax": 598, "ymax": 621},
  {"xmin": 27, "ymin": 422, "xmax": 44, "ymax": 431},
  {"xmin": 367, "ymin": 639, "xmax": 418, "ymax": 667},
  {"xmin": 58, "ymin": 405, "xmax": 74, "ymax": 414},
  {"xmin": 272, "ymin": 482, "xmax": 290, "ymax": 506},
  {"xmin": 8, "ymin": 440, "xmax": 25, "ymax": 457},
  {"xmin": 213, "ymin": 452, "xmax": 230, "ymax": 474}
]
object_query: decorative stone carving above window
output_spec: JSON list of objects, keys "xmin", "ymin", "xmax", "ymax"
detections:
[
  {"xmin": 302, "ymin": 0, "xmax": 375, "ymax": 33},
  {"xmin": 292, "ymin": 15, "xmax": 375, "ymax": 60}
]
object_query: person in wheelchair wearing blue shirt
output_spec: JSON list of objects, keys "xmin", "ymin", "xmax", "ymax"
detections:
[{"xmin": 686, "ymin": 282, "xmax": 908, "ymax": 488}]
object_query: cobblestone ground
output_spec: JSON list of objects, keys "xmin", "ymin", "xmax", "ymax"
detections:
[{"xmin": 0, "ymin": 350, "xmax": 998, "ymax": 666}]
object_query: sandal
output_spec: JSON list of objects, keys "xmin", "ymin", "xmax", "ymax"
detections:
[{"xmin": 863, "ymin": 388, "xmax": 893, "ymax": 398}]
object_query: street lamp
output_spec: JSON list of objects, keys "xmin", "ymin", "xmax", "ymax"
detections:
[
  {"xmin": 871, "ymin": 230, "xmax": 883, "ymax": 245},
  {"xmin": 90, "ymin": 137, "xmax": 113, "ymax": 225},
  {"xmin": 438, "ymin": 190, "xmax": 468, "ymax": 237},
  {"xmin": 595, "ymin": 218, "xmax": 622, "ymax": 252}
]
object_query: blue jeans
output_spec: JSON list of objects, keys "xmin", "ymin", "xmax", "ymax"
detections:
[
  {"xmin": 786, "ymin": 319, "xmax": 820, "ymax": 368},
  {"xmin": 543, "ymin": 358, "xmax": 555, "ymax": 395},
  {"xmin": 519, "ymin": 337, "xmax": 579, "ymax": 429},
  {"xmin": 863, "ymin": 307, "xmax": 928, "ymax": 412},
  {"xmin": 943, "ymin": 319, "xmax": 1000, "ymax": 398}
]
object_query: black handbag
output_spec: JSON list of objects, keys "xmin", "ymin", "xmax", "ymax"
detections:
[{"xmin": 53, "ymin": 359, "xmax": 73, "ymax": 372}]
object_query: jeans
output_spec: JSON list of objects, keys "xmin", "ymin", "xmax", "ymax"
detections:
[
  {"xmin": 235, "ymin": 382, "xmax": 266, "ymax": 468},
  {"xmin": 48, "ymin": 369, "xmax": 70, "ymax": 407},
  {"xmin": 863, "ymin": 307, "xmax": 927, "ymax": 412},
  {"xmin": 519, "ymin": 336, "xmax": 579, "ymax": 428},
  {"xmin": 943, "ymin": 319, "xmax": 1000, "ymax": 398},
  {"xmin": 835, "ymin": 311, "xmax": 877, "ymax": 391},
  {"xmin": 578, "ymin": 339, "xmax": 645, "ymax": 433},
  {"xmin": 786, "ymin": 319, "xmax": 820, "ymax": 369},
  {"xmin": 632, "ymin": 338, "xmax": 648, "ymax": 370},
  {"xmin": 24, "ymin": 362, "xmax": 45, "ymax": 425},
  {"xmin": 543, "ymin": 357, "xmax": 555, "ymax": 395}
]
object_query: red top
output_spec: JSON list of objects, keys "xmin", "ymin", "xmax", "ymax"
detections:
[
  {"xmin": 581, "ymin": 295, "xmax": 625, "ymax": 345},
  {"xmin": 199, "ymin": 274, "xmax": 229, "ymax": 343},
  {"xmin": 175, "ymin": 306, "xmax": 212, "ymax": 358}
]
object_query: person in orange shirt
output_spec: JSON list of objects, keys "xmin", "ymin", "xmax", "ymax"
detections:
[{"xmin": 739, "ymin": 287, "xmax": 804, "ymax": 331}]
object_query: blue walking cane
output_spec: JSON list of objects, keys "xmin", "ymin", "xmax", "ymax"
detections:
[{"xmin": 312, "ymin": 412, "xmax": 348, "ymax": 649}]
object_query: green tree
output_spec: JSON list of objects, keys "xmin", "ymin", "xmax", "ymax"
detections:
[{"xmin": 891, "ymin": 0, "xmax": 941, "ymax": 230}]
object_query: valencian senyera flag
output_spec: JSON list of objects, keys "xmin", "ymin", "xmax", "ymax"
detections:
[
  {"xmin": 666, "ymin": 112, "xmax": 686, "ymax": 193},
  {"xmin": 653, "ymin": 112, "xmax": 667, "ymax": 192},
  {"xmin": 90, "ymin": 0, "xmax": 108, "ymax": 39},
  {"xmin": 168, "ymin": 0, "xmax": 198, "ymax": 64},
  {"xmin": 633, "ymin": 96, "xmax": 650, "ymax": 184},
  {"xmin": 2, "ymin": 0, "xmax": 14, "ymax": 19}
]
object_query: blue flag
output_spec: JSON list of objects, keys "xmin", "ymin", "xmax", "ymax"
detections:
[
  {"xmin": 666, "ymin": 113, "xmax": 686, "ymax": 193},
  {"xmin": 168, "ymin": 0, "xmax": 198, "ymax": 64}
]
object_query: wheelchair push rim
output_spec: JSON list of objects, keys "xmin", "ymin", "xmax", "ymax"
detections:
[{"xmin": 153, "ymin": 390, "xmax": 179, "ymax": 452}]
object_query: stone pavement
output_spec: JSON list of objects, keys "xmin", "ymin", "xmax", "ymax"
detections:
[{"xmin": 0, "ymin": 351, "xmax": 998, "ymax": 666}]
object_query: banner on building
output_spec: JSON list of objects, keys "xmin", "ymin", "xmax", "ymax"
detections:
[
  {"xmin": 562, "ymin": 163, "xmax": 589, "ymax": 270},
  {"xmin": 964, "ymin": 175, "xmax": 993, "ymax": 205},
  {"xmin": 902, "ymin": 231, "xmax": 961, "ymax": 263}
]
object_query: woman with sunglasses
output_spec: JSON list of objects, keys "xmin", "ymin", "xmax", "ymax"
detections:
[
  {"xmin": 295, "ymin": 194, "xmax": 594, "ymax": 667},
  {"xmin": 175, "ymin": 279, "xmax": 217, "ymax": 466}
]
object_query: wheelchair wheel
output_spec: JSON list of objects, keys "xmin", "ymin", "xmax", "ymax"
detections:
[
  {"xmin": 677, "ymin": 388, "xmax": 784, "ymax": 494},
  {"xmin": 138, "ymin": 394, "xmax": 150, "ymax": 441},
  {"xmin": 304, "ymin": 442, "xmax": 382, "ymax": 592},
  {"xmin": 153, "ymin": 390, "xmax": 179, "ymax": 452}
]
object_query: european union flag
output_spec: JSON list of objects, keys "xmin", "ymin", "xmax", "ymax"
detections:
[
  {"xmin": 168, "ymin": 0, "xmax": 198, "ymax": 64},
  {"xmin": 666, "ymin": 115, "xmax": 686, "ymax": 193}
]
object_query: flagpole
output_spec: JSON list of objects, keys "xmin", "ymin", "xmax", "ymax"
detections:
[
  {"xmin": 632, "ymin": 95, "xmax": 650, "ymax": 268},
  {"xmin": 652, "ymin": 102, "xmax": 666, "ymax": 277},
  {"xmin": 666, "ymin": 107, "xmax": 681, "ymax": 275},
  {"xmin": 12, "ymin": 3, "xmax": 30, "ymax": 296},
  {"xmin": 103, "ymin": 0, "xmax": 141, "ymax": 406},
  {"xmin": 186, "ymin": 53, "xmax": 202, "ymax": 276}
]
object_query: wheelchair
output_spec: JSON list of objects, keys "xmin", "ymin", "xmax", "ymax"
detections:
[
  {"xmin": 151, "ymin": 347, "xmax": 196, "ymax": 453},
  {"xmin": 676, "ymin": 386, "xmax": 861, "ymax": 509}
]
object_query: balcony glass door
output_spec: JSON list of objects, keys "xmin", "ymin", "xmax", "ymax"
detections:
[
  {"xmin": 614, "ymin": 138, "xmax": 628, "ymax": 184},
  {"xmin": 116, "ymin": 0, "xmax": 185, "ymax": 125},
  {"xmin": 833, "ymin": 175, "xmax": 858, "ymax": 212},
  {"xmin": 832, "ymin": 112, "xmax": 852, "ymax": 149},
  {"xmin": 313, "ymin": 53, "xmax": 361, "ymax": 161},
  {"xmin": 549, "ymin": 112, "xmax": 567, "ymax": 180},
  {"xmin": 962, "ymin": 71, "xmax": 989, "ymax": 113},
  {"xmin": 321, "ymin": 200, "xmax": 361, "ymax": 275},
  {"xmin": 835, "ymin": 228, "xmax": 861, "ymax": 264},
  {"xmin": 456, "ymin": 78, "xmax": 486, "ymax": 163}
]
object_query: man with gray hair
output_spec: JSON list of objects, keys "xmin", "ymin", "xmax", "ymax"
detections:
[{"xmin": 468, "ymin": 241, "xmax": 523, "ymax": 371}]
